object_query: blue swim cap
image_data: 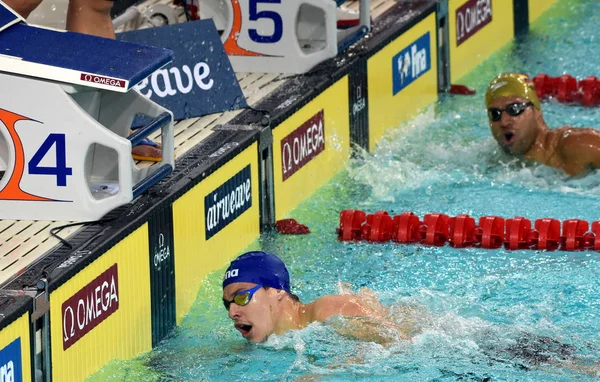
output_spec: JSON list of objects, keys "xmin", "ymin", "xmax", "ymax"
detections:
[{"xmin": 222, "ymin": 251, "xmax": 291, "ymax": 293}]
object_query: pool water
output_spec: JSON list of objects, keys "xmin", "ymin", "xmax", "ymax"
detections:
[{"xmin": 92, "ymin": 1, "xmax": 600, "ymax": 380}]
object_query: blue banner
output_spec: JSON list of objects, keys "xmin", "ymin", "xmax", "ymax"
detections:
[
  {"xmin": 118, "ymin": 20, "xmax": 247, "ymax": 121},
  {"xmin": 392, "ymin": 32, "xmax": 431, "ymax": 95},
  {"xmin": 204, "ymin": 165, "xmax": 252, "ymax": 240},
  {"xmin": 0, "ymin": 338, "xmax": 22, "ymax": 382}
]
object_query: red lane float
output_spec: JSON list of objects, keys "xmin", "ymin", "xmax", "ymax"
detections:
[
  {"xmin": 532, "ymin": 73, "xmax": 600, "ymax": 106},
  {"xmin": 361, "ymin": 211, "xmax": 393, "ymax": 242},
  {"xmin": 337, "ymin": 210, "xmax": 600, "ymax": 251},
  {"xmin": 338, "ymin": 209, "xmax": 366, "ymax": 241},
  {"xmin": 393, "ymin": 212, "xmax": 421, "ymax": 243},
  {"xmin": 276, "ymin": 218, "xmax": 310, "ymax": 234}
]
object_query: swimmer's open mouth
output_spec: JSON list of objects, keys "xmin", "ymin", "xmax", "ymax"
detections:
[
  {"xmin": 504, "ymin": 132, "xmax": 515, "ymax": 144},
  {"xmin": 235, "ymin": 323, "xmax": 253, "ymax": 337}
]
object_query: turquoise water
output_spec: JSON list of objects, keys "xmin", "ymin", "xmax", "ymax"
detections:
[{"xmin": 93, "ymin": 1, "xmax": 600, "ymax": 380}]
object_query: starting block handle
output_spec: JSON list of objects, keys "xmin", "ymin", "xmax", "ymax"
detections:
[
  {"xmin": 359, "ymin": 0, "xmax": 371, "ymax": 30},
  {"xmin": 336, "ymin": 0, "xmax": 371, "ymax": 52},
  {"xmin": 128, "ymin": 112, "xmax": 171, "ymax": 147},
  {"xmin": 132, "ymin": 163, "xmax": 173, "ymax": 198},
  {"xmin": 338, "ymin": 25, "xmax": 369, "ymax": 52}
]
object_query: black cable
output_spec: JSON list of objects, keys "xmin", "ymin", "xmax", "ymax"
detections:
[
  {"xmin": 12, "ymin": 217, "xmax": 120, "ymax": 288},
  {"xmin": 49, "ymin": 218, "xmax": 116, "ymax": 250},
  {"xmin": 179, "ymin": 0, "xmax": 192, "ymax": 22}
]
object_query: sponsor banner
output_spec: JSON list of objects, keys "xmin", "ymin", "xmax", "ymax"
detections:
[
  {"xmin": 392, "ymin": 32, "xmax": 431, "ymax": 95},
  {"xmin": 367, "ymin": 13, "xmax": 437, "ymax": 151},
  {"xmin": 273, "ymin": 78, "xmax": 350, "ymax": 220},
  {"xmin": 50, "ymin": 226, "xmax": 150, "ymax": 381},
  {"xmin": 348, "ymin": 59, "xmax": 369, "ymax": 150},
  {"xmin": 148, "ymin": 206, "xmax": 176, "ymax": 347},
  {"xmin": 118, "ymin": 19, "xmax": 247, "ymax": 121},
  {"xmin": 204, "ymin": 165, "xmax": 252, "ymax": 240},
  {"xmin": 61, "ymin": 264, "xmax": 119, "ymax": 350},
  {"xmin": 449, "ymin": 0, "xmax": 511, "ymax": 83},
  {"xmin": 79, "ymin": 73, "xmax": 126, "ymax": 89},
  {"xmin": 281, "ymin": 110, "xmax": 326, "ymax": 181},
  {"xmin": 173, "ymin": 145, "xmax": 260, "ymax": 323},
  {"xmin": 456, "ymin": 0, "xmax": 492, "ymax": 46},
  {"xmin": 0, "ymin": 338, "xmax": 22, "ymax": 382}
]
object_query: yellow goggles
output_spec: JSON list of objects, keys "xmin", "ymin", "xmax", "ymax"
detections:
[{"xmin": 223, "ymin": 284, "xmax": 262, "ymax": 310}]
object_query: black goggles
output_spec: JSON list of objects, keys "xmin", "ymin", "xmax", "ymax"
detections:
[{"xmin": 487, "ymin": 102, "xmax": 533, "ymax": 122}]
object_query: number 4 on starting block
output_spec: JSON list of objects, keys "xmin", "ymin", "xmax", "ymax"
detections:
[
  {"xmin": 202, "ymin": 0, "xmax": 370, "ymax": 74},
  {"xmin": 0, "ymin": 4, "xmax": 175, "ymax": 221}
]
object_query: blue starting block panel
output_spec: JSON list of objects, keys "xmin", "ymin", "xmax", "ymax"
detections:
[
  {"xmin": 0, "ymin": 2, "xmax": 22, "ymax": 33},
  {"xmin": 0, "ymin": 10, "xmax": 172, "ymax": 92}
]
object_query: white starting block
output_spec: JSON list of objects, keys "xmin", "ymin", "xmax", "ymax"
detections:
[
  {"xmin": 109, "ymin": 0, "xmax": 370, "ymax": 74},
  {"xmin": 200, "ymin": 0, "xmax": 371, "ymax": 74},
  {"xmin": 183, "ymin": 0, "xmax": 371, "ymax": 74},
  {"xmin": 0, "ymin": 3, "xmax": 175, "ymax": 221}
]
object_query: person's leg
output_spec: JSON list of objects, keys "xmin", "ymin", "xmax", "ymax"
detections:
[
  {"xmin": 66, "ymin": 0, "xmax": 115, "ymax": 38},
  {"xmin": 3, "ymin": 0, "xmax": 44, "ymax": 18}
]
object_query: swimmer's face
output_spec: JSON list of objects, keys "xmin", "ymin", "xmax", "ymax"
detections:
[
  {"xmin": 223, "ymin": 282, "xmax": 280, "ymax": 343},
  {"xmin": 488, "ymin": 96, "xmax": 539, "ymax": 156}
]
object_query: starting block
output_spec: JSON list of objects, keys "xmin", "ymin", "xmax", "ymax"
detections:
[
  {"xmin": 0, "ymin": 4, "xmax": 175, "ymax": 221},
  {"xmin": 110, "ymin": 0, "xmax": 371, "ymax": 74},
  {"xmin": 199, "ymin": 0, "xmax": 371, "ymax": 74}
]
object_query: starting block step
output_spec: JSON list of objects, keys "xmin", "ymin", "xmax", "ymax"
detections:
[{"xmin": 0, "ymin": 3, "xmax": 175, "ymax": 221}]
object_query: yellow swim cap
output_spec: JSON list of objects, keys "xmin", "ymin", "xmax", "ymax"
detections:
[{"xmin": 485, "ymin": 72, "xmax": 541, "ymax": 110}]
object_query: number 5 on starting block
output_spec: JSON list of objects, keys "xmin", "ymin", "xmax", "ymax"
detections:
[{"xmin": 217, "ymin": 0, "xmax": 338, "ymax": 73}]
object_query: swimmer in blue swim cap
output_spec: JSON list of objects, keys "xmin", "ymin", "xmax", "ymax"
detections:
[
  {"xmin": 486, "ymin": 72, "xmax": 600, "ymax": 176},
  {"xmin": 221, "ymin": 252, "xmax": 600, "ymax": 376},
  {"xmin": 222, "ymin": 251, "xmax": 408, "ymax": 343},
  {"xmin": 221, "ymin": 251, "xmax": 600, "ymax": 375}
]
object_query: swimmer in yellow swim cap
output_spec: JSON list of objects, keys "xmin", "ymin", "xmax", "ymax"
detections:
[{"xmin": 486, "ymin": 72, "xmax": 600, "ymax": 176}]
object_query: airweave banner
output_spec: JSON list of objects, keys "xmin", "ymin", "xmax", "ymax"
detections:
[
  {"xmin": 118, "ymin": 20, "xmax": 247, "ymax": 120},
  {"xmin": 204, "ymin": 165, "xmax": 252, "ymax": 240}
]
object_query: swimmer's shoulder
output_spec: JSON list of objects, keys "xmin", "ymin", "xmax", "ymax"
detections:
[
  {"xmin": 554, "ymin": 126, "xmax": 600, "ymax": 154},
  {"xmin": 309, "ymin": 295, "xmax": 372, "ymax": 322},
  {"xmin": 554, "ymin": 125, "xmax": 600, "ymax": 142},
  {"xmin": 549, "ymin": 126, "xmax": 600, "ymax": 176}
]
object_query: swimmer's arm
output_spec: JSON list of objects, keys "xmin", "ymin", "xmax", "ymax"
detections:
[
  {"xmin": 312, "ymin": 295, "xmax": 411, "ymax": 342},
  {"xmin": 312, "ymin": 294, "xmax": 395, "ymax": 325}
]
